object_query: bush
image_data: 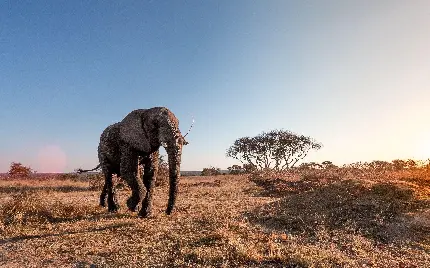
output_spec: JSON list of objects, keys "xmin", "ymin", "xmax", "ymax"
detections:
[
  {"xmin": 7, "ymin": 162, "xmax": 34, "ymax": 178},
  {"xmin": 156, "ymin": 155, "xmax": 169, "ymax": 187},
  {"xmin": 227, "ymin": 165, "xmax": 244, "ymax": 175},
  {"xmin": 201, "ymin": 166, "xmax": 221, "ymax": 176},
  {"xmin": 86, "ymin": 173, "xmax": 105, "ymax": 190}
]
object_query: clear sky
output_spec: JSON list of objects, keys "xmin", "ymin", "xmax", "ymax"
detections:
[{"xmin": 1, "ymin": 1, "xmax": 429, "ymax": 173}]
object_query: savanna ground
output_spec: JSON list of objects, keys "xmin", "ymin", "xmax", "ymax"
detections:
[{"xmin": 0, "ymin": 168, "xmax": 429, "ymax": 267}]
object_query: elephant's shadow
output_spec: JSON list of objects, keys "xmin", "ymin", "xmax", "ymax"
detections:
[
  {"xmin": 245, "ymin": 178, "xmax": 430, "ymax": 245},
  {"xmin": 0, "ymin": 220, "xmax": 136, "ymax": 245},
  {"xmin": 0, "ymin": 185, "xmax": 92, "ymax": 194}
]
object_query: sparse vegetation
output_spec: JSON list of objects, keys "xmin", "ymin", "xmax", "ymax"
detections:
[
  {"xmin": 0, "ymin": 191, "xmax": 102, "ymax": 225},
  {"xmin": 156, "ymin": 154, "xmax": 169, "ymax": 186},
  {"xmin": 200, "ymin": 166, "xmax": 221, "ymax": 176},
  {"xmin": 227, "ymin": 164, "xmax": 245, "ymax": 175},
  {"xmin": 86, "ymin": 172, "xmax": 106, "ymax": 190},
  {"xmin": 0, "ymin": 162, "xmax": 428, "ymax": 267}
]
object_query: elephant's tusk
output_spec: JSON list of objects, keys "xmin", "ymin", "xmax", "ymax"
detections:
[{"xmin": 183, "ymin": 118, "xmax": 195, "ymax": 138}]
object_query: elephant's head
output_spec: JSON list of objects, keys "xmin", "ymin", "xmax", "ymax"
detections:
[{"xmin": 119, "ymin": 107, "xmax": 188, "ymax": 214}]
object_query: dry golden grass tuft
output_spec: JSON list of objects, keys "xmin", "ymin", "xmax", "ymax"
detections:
[
  {"xmin": 0, "ymin": 191, "xmax": 102, "ymax": 226},
  {"xmin": 0, "ymin": 171, "xmax": 428, "ymax": 267}
]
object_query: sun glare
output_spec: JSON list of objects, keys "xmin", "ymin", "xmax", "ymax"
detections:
[
  {"xmin": 414, "ymin": 138, "xmax": 430, "ymax": 161},
  {"xmin": 37, "ymin": 145, "xmax": 67, "ymax": 173}
]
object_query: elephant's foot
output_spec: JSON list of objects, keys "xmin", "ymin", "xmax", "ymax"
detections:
[
  {"xmin": 138, "ymin": 208, "xmax": 152, "ymax": 218},
  {"xmin": 108, "ymin": 204, "xmax": 120, "ymax": 213},
  {"xmin": 99, "ymin": 195, "xmax": 107, "ymax": 207},
  {"xmin": 166, "ymin": 207, "xmax": 173, "ymax": 215},
  {"xmin": 126, "ymin": 197, "xmax": 140, "ymax": 212},
  {"xmin": 107, "ymin": 200, "xmax": 120, "ymax": 213},
  {"xmin": 166, "ymin": 202, "xmax": 175, "ymax": 215},
  {"xmin": 139, "ymin": 198, "xmax": 153, "ymax": 218}
]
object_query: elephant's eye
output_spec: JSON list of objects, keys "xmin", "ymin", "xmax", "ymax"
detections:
[{"xmin": 177, "ymin": 136, "xmax": 186, "ymax": 145}]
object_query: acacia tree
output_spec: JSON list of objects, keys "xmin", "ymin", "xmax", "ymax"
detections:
[
  {"xmin": 298, "ymin": 162, "xmax": 323, "ymax": 170},
  {"xmin": 226, "ymin": 129, "xmax": 322, "ymax": 171},
  {"xmin": 227, "ymin": 164, "xmax": 244, "ymax": 175},
  {"xmin": 392, "ymin": 159, "xmax": 407, "ymax": 171},
  {"xmin": 8, "ymin": 162, "xmax": 34, "ymax": 177},
  {"xmin": 201, "ymin": 166, "xmax": 221, "ymax": 176},
  {"xmin": 321, "ymin": 160, "xmax": 337, "ymax": 169}
]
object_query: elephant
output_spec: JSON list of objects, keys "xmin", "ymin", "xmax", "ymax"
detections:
[{"xmin": 78, "ymin": 107, "xmax": 189, "ymax": 218}]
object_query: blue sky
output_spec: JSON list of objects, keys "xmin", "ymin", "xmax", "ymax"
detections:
[{"xmin": 1, "ymin": 1, "xmax": 430, "ymax": 172}]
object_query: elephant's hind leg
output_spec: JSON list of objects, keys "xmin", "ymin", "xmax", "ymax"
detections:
[
  {"xmin": 100, "ymin": 180, "xmax": 108, "ymax": 207},
  {"xmin": 101, "ymin": 167, "xmax": 119, "ymax": 212}
]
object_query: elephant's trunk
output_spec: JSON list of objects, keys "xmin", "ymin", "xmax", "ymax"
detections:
[{"xmin": 166, "ymin": 148, "xmax": 181, "ymax": 214}]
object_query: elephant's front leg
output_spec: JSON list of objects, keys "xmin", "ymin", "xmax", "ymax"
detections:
[
  {"xmin": 139, "ymin": 151, "xmax": 159, "ymax": 218},
  {"xmin": 120, "ymin": 145, "xmax": 144, "ymax": 212}
]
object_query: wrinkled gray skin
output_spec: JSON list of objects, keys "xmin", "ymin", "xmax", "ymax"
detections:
[{"xmin": 95, "ymin": 107, "xmax": 187, "ymax": 218}]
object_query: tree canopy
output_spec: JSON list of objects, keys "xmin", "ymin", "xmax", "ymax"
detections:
[
  {"xmin": 8, "ymin": 162, "xmax": 34, "ymax": 177},
  {"xmin": 226, "ymin": 129, "xmax": 322, "ymax": 171},
  {"xmin": 201, "ymin": 166, "xmax": 221, "ymax": 176}
]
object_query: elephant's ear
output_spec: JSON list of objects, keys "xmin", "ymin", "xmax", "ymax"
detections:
[{"xmin": 120, "ymin": 110, "xmax": 151, "ymax": 153}]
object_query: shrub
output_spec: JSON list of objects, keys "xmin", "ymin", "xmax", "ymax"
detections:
[
  {"xmin": 86, "ymin": 173, "xmax": 105, "ymax": 190},
  {"xmin": 321, "ymin": 160, "xmax": 337, "ymax": 169},
  {"xmin": 227, "ymin": 165, "xmax": 244, "ymax": 175},
  {"xmin": 392, "ymin": 159, "xmax": 407, "ymax": 171},
  {"xmin": 201, "ymin": 166, "xmax": 221, "ymax": 176},
  {"xmin": 7, "ymin": 162, "xmax": 34, "ymax": 178},
  {"xmin": 156, "ymin": 154, "xmax": 169, "ymax": 187}
]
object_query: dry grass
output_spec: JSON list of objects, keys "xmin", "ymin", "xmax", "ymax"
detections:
[{"xmin": 0, "ymin": 170, "xmax": 429, "ymax": 267}]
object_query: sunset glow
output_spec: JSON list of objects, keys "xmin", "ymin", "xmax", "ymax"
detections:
[
  {"xmin": 1, "ymin": 1, "xmax": 429, "ymax": 172},
  {"xmin": 37, "ymin": 145, "xmax": 67, "ymax": 173},
  {"xmin": 414, "ymin": 138, "xmax": 430, "ymax": 162}
]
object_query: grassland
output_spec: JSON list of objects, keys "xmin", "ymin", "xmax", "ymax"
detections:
[{"xmin": 0, "ymin": 169, "xmax": 429, "ymax": 267}]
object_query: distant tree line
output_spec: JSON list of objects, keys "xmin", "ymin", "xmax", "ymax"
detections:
[
  {"xmin": 295, "ymin": 159, "xmax": 430, "ymax": 171},
  {"xmin": 222, "ymin": 128, "xmax": 430, "ymax": 175},
  {"xmin": 200, "ymin": 166, "xmax": 221, "ymax": 176}
]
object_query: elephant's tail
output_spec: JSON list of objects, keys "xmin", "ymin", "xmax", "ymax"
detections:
[{"xmin": 76, "ymin": 164, "xmax": 101, "ymax": 173}]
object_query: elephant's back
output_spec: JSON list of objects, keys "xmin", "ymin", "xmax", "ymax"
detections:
[{"xmin": 98, "ymin": 123, "xmax": 121, "ymax": 164}]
